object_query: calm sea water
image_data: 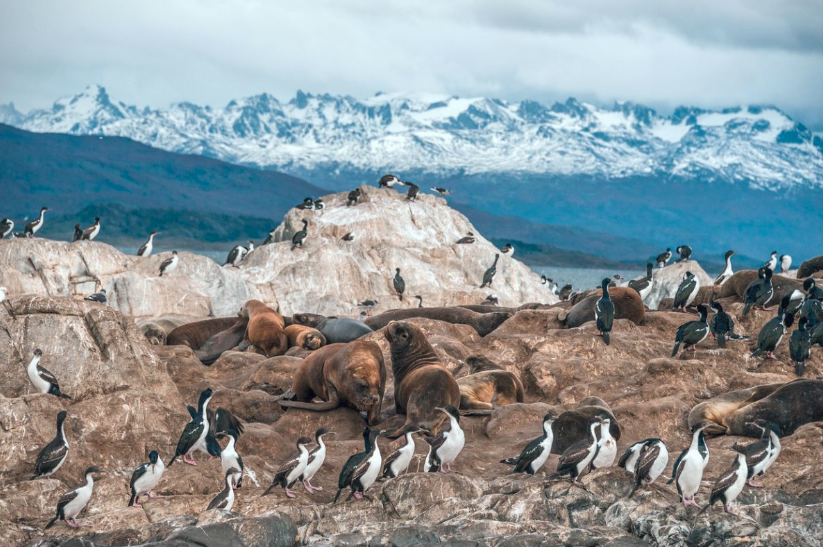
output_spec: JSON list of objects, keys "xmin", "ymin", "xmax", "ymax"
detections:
[{"xmin": 532, "ymin": 266, "xmax": 645, "ymax": 291}]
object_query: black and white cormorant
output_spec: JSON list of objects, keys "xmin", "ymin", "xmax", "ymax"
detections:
[
  {"xmin": 676, "ymin": 245, "xmax": 692, "ymax": 262},
  {"xmin": 262, "ymin": 228, "xmax": 276, "ymax": 245},
  {"xmin": 628, "ymin": 438, "xmax": 669, "ymax": 497},
  {"xmin": 779, "ymin": 254, "xmax": 792, "ymax": 273},
  {"xmin": 342, "ymin": 232, "xmax": 355, "ymax": 241},
  {"xmin": 742, "ymin": 267, "xmax": 774, "ymax": 316},
  {"xmin": 480, "ymin": 255, "xmax": 499, "ymax": 288},
  {"xmin": 356, "ymin": 299, "xmax": 378, "ymax": 316},
  {"xmin": 592, "ymin": 414, "xmax": 617, "ymax": 469},
  {"xmin": 185, "ymin": 405, "xmax": 221, "ymax": 457},
  {"xmin": 393, "ymin": 268, "xmax": 405, "ymax": 301},
  {"xmin": 406, "ymin": 182, "xmax": 420, "ymax": 202},
  {"xmin": 300, "ymin": 428, "xmax": 333, "ymax": 493},
  {"xmin": 334, "ymin": 428, "xmax": 384, "ymax": 503},
  {"xmin": 804, "ymin": 277, "xmax": 823, "ymax": 301},
  {"xmin": 790, "ymin": 317, "xmax": 812, "ymax": 376},
  {"xmin": 668, "ymin": 424, "xmax": 709, "ymax": 508},
  {"xmin": 217, "ymin": 429, "xmax": 243, "ymax": 489},
  {"xmin": 547, "ymin": 417, "xmax": 603, "ymax": 484},
  {"xmin": 378, "ymin": 174, "xmax": 404, "ymax": 188},
  {"xmin": 671, "ymin": 304, "xmax": 710, "ymax": 356},
  {"xmin": 207, "ymin": 467, "xmax": 240, "ymax": 511},
  {"xmin": 85, "ymin": 289, "xmax": 107, "ymax": 304},
  {"xmin": 169, "ymin": 388, "xmax": 213, "ymax": 466},
  {"xmin": 731, "ymin": 419, "xmax": 778, "ymax": 488},
  {"xmin": 709, "ymin": 301, "xmax": 747, "ymax": 348},
  {"xmin": 32, "ymin": 410, "xmax": 70, "ymax": 479},
  {"xmin": 158, "ymin": 251, "xmax": 178, "ymax": 277},
  {"xmin": 296, "ymin": 197, "xmax": 315, "ymax": 210},
  {"xmin": 263, "ymin": 436, "xmax": 312, "ymax": 498},
  {"xmin": 778, "ymin": 290, "xmax": 805, "ymax": 317},
  {"xmin": 223, "ymin": 244, "xmax": 248, "ymax": 267},
  {"xmin": 751, "ymin": 308, "xmax": 793, "ymax": 361},
  {"xmin": 673, "ymin": 271, "xmax": 700, "ymax": 311},
  {"xmin": 655, "ymin": 247, "xmax": 672, "ymax": 268},
  {"xmin": 128, "ymin": 450, "xmax": 165, "ymax": 507},
  {"xmin": 0, "ymin": 218, "xmax": 13, "ymax": 238},
  {"xmin": 137, "ymin": 231, "xmax": 159, "ymax": 257},
  {"xmin": 45, "ymin": 466, "xmax": 103, "ymax": 529},
  {"xmin": 595, "ymin": 278, "xmax": 615, "ymax": 346},
  {"xmin": 700, "ymin": 453, "xmax": 748, "ymax": 515},
  {"xmin": 430, "ymin": 187, "xmax": 453, "ymax": 196},
  {"xmin": 456, "ymin": 232, "xmax": 476, "ymax": 244},
  {"xmin": 559, "ymin": 284, "xmax": 573, "ymax": 301},
  {"xmin": 291, "ymin": 220, "xmax": 308, "ymax": 251},
  {"xmin": 314, "ymin": 198, "xmax": 325, "ymax": 210},
  {"xmin": 72, "ymin": 224, "xmax": 83, "ymax": 242},
  {"xmin": 763, "ymin": 251, "xmax": 778, "ymax": 272},
  {"xmin": 500, "ymin": 411, "xmax": 556, "ymax": 474},
  {"xmin": 380, "ymin": 425, "xmax": 420, "ymax": 480},
  {"xmin": 714, "ymin": 250, "xmax": 736, "ymax": 285},
  {"xmin": 414, "ymin": 295, "xmax": 423, "ymax": 308},
  {"xmin": 347, "ymin": 188, "xmax": 361, "ymax": 206},
  {"xmin": 81, "ymin": 217, "xmax": 101, "ymax": 241},
  {"xmin": 423, "ymin": 406, "xmax": 464, "ymax": 473},
  {"xmin": 628, "ymin": 263, "xmax": 653, "ymax": 301},
  {"xmin": 482, "ymin": 294, "xmax": 499, "ymax": 306},
  {"xmin": 500, "ymin": 243, "xmax": 514, "ymax": 257},
  {"xmin": 24, "ymin": 207, "xmax": 49, "ymax": 237},
  {"xmin": 26, "ymin": 348, "xmax": 71, "ymax": 399}
]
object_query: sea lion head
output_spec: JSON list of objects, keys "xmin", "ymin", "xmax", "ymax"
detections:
[
  {"xmin": 350, "ymin": 366, "xmax": 382, "ymax": 411},
  {"xmin": 384, "ymin": 320, "xmax": 417, "ymax": 352},
  {"xmin": 303, "ymin": 331, "xmax": 326, "ymax": 350}
]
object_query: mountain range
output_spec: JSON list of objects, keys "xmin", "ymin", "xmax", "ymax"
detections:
[{"xmin": 3, "ymin": 85, "xmax": 822, "ymax": 262}]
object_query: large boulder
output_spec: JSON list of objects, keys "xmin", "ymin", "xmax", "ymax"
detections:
[{"xmin": 641, "ymin": 260, "xmax": 714, "ymax": 310}]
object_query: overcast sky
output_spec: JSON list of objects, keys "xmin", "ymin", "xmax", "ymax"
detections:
[{"xmin": 2, "ymin": 0, "xmax": 822, "ymax": 127}]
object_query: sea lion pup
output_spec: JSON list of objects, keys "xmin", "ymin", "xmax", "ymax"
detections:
[
  {"xmin": 194, "ymin": 319, "xmax": 250, "ymax": 365},
  {"xmin": 279, "ymin": 341, "xmax": 386, "ymax": 425},
  {"xmin": 239, "ymin": 299, "xmax": 288, "ymax": 357},
  {"xmin": 284, "ymin": 324, "xmax": 327, "ymax": 350},
  {"xmin": 366, "ymin": 307, "xmax": 512, "ymax": 337},
  {"xmin": 292, "ymin": 313, "xmax": 374, "ymax": 343},
  {"xmin": 457, "ymin": 369, "xmax": 525, "ymax": 414},
  {"xmin": 166, "ymin": 317, "xmax": 245, "ymax": 349},
  {"xmin": 384, "ymin": 321, "xmax": 460, "ymax": 437}
]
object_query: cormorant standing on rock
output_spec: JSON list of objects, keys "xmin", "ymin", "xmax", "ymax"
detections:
[
  {"xmin": 763, "ymin": 251, "xmax": 778, "ymax": 272},
  {"xmin": 45, "ymin": 466, "xmax": 103, "ymax": 529},
  {"xmin": 32, "ymin": 411, "xmax": 70, "ymax": 479},
  {"xmin": 743, "ymin": 267, "xmax": 774, "ymax": 316},
  {"xmin": 595, "ymin": 278, "xmax": 615, "ymax": 345},
  {"xmin": 138, "ymin": 231, "xmax": 159, "ymax": 257},
  {"xmin": 393, "ymin": 268, "xmax": 405, "ymax": 301},
  {"xmin": 334, "ymin": 428, "xmax": 384, "ymax": 502},
  {"xmin": 72, "ymin": 224, "xmax": 82, "ymax": 242},
  {"xmin": 673, "ymin": 272, "xmax": 700, "ymax": 312},
  {"xmin": 207, "ymin": 468, "xmax": 239, "ymax": 511},
  {"xmin": 291, "ymin": 220, "xmax": 308, "ymax": 251},
  {"xmin": 378, "ymin": 174, "xmax": 404, "ymax": 188},
  {"xmin": 480, "ymin": 255, "xmax": 499, "ymax": 288},
  {"xmin": 500, "ymin": 243, "xmax": 514, "ymax": 257},
  {"xmin": 128, "ymin": 451, "xmax": 165, "ymax": 507},
  {"xmin": 0, "ymin": 218, "xmax": 13, "ymax": 238},
  {"xmin": 714, "ymin": 250, "xmax": 736, "ymax": 285},
  {"xmin": 790, "ymin": 317, "xmax": 811, "ymax": 376},
  {"xmin": 456, "ymin": 232, "xmax": 476, "ymax": 244},
  {"xmin": 751, "ymin": 308, "xmax": 793, "ymax": 361},
  {"xmin": 342, "ymin": 232, "xmax": 355, "ymax": 241},
  {"xmin": 628, "ymin": 263, "xmax": 653, "ymax": 301},
  {"xmin": 668, "ymin": 424, "xmax": 709, "ymax": 508},
  {"xmin": 262, "ymin": 228, "xmax": 276, "ymax": 245},
  {"xmin": 300, "ymin": 428, "xmax": 333, "ymax": 493},
  {"xmin": 406, "ymin": 183, "xmax": 419, "ymax": 202},
  {"xmin": 676, "ymin": 245, "xmax": 692, "ymax": 262},
  {"xmin": 347, "ymin": 188, "xmax": 361, "ymax": 206},
  {"xmin": 25, "ymin": 207, "xmax": 49, "ymax": 237},
  {"xmin": 297, "ymin": 197, "xmax": 315, "ymax": 210},
  {"xmin": 671, "ymin": 304, "xmax": 709, "ymax": 356},
  {"xmin": 381, "ymin": 425, "xmax": 420, "ymax": 480},
  {"xmin": 81, "ymin": 217, "xmax": 101, "ymax": 241},
  {"xmin": 779, "ymin": 254, "xmax": 792, "ymax": 273},
  {"xmin": 414, "ymin": 295, "xmax": 423, "ymax": 308},
  {"xmin": 159, "ymin": 251, "xmax": 178, "ymax": 277},
  {"xmin": 500, "ymin": 411, "xmax": 557, "ymax": 474},
  {"xmin": 548, "ymin": 417, "xmax": 602, "ymax": 485},
  {"xmin": 263, "ymin": 437, "xmax": 312, "ymax": 498},
  {"xmin": 656, "ymin": 248, "xmax": 672, "ymax": 268},
  {"xmin": 27, "ymin": 349, "xmax": 72, "ymax": 399},
  {"xmin": 700, "ymin": 453, "xmax": 748, "ymax": 516},
  {"xmin": 85, "ymin": 289, "xmax": 107, "ymax": 304},
  {"xmin": 804, "ymin": 278, "xmax": 823, "ymax": 301},
  {"xmin": 423, "ymin": 407, "xmax": 465, "ymax": 473},
  {"xmin": 628, "ymin": 439, "xmax": 669, "ymax": 497}
]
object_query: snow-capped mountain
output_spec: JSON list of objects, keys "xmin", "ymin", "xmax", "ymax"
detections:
[{"xmin": 4, "ymin": 85, "xmax": 822, "ymax": 191}]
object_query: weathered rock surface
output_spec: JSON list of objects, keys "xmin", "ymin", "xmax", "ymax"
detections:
[{"xmin": 639, "ymin": 260, "xmax": 714, "ymax": 310}]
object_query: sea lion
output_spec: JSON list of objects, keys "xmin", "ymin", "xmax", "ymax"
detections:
[
  {"xmin": 138, "ymin": 316, "xmax": 191, "ymax": 345},
  {"xmin": 167, "ymin": 317, "xmax": 245, "ymax": 349},
  {"xmin": 797, "ymin": 255, "xmax": 823, "ymax": 279},
  {"xmin": 558, "ymin": 287, "xmax": 644, "ymax": 328},
  {"xmin": 458, "ymin": 305, "xmax": 518, "ymax": 314},
  {"xmin": 292, "ymin": 313, "xmax": 374, "ymax": 343},
  {"xmin": 279, "ymin": 341, "xmax": 386, "ymax": 425},
  {"xmin": 384, "ymin": 321, "xmax": 460, "ymax": 437},
  {"xmin": 284, "ymin": 324, "xmax": 327, "ymax": 350},
  {"xmin": 457, "ymin": 370, "xmax": 525, "ymax": 414},
  {"xmin": 240, "ymin": 300, "xmax": 288, "ymax": 357},
  {"xmin": 366, "ymin": 307, "xmax": 512, "ymax": 337},
  {"xmin": 690, "ymin": 380, "xmax": 823, "ymax": 438},
  {"xmin": 718, "ymin": 270, "xmax": 803, "ymax": 301},
  {"xmin": 465, "ymin": 355, "xmax": 505, "ymax": 373},
  {"xmin": 194, "ymin": 319, "xmax": 249, "ymax": 365},
  {"xmin": 551, "ymin": 397, "xmax": 621, "ymax": 454}
]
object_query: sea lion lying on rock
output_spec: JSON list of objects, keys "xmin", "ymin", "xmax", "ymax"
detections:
[
  {"xmin": 384, "ymin": 321, "xmax": 460, "ymax": 437},
  {"xmin": 558, "ymin": 287, "xmax": 644, "ymax": 328},
  {"xmin": 366, "ymin": 307, "xmax": 511, "ymax": 337},
  {"xmin": 279, "ymin": 341, "xmax": 386, "ymax": 425},
  {"xmin": 194, "ymin": 319, "xmax": 250, "ymax": 365},
  {"xmin": 284, "ymin": 324, "xmax": 326, "ymax": 350},
  {"xmin": 167, "ymin": 317, "xmax": 246, "ymax": 349},
  {"xmin": 689, "ymin": 379, "xmax": 823, "ymax": 437},
  {"xmin": 138, "ymin": 316, "xmax": 191, "ymax": 345},
  {"xmin": 457, "ymin": 370, "xmax": 525, "ymax": 414},
  {"xmin": 292, "ymin": 313, "xmax": 374, "ymax": 343},
  {"xmin": 797, "ymin": 255, "xmax": 823, "ymax": 279},
  {"xmin": 718, "ymin": 270, "xmax": 803, "ymax": 302},
  {"xmin": 551, "ymin": 396, "xmax": 621, "ymax": 454},
  {"xmin": 240, "ymin": 300, "xmax": 288, "ymax": 357}
]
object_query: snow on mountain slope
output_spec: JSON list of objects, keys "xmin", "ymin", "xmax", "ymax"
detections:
[{"xmin": 5, "ymin": 85, "xmax": 823, "ymax": 190}]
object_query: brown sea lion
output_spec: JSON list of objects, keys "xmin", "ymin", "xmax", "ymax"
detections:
[
  {"xmin": 457, "ymin": 370, "xmax": 525, "ymax": 414},
  {"xmin": 457, "ymin": 305, "xmax": 518, "ymax": 314},
  {"xmin": 240, "ymin": 299, "xmax": 288, "ymax": 357},
  {"xmin": 797, "ymin": 255, "xmax": 823, "ymax": 279},
  {"xmin": 558, "ymin": 287, "xmax": 644, "ymax": 328},
  {"xmin": 138, "ymin": 316, "xmax": 191, "ymax": 345},
  {"xmin": 718, "ymin": 270, "xmax": 803, "ymax": 301},
  {"xmin": 194, "ymin": 319, "xmax": 249, "ymax": 365},
  {"xmin": 167, "ymin": 317, "xmax": 245, "ymax": 349},
  {"xmin": 284, "ymin": 324, "xmax": 327, "ymax": 350},
  {"xmin": 690, "ymin": 380, "xmax": 823, "ymax": 438},
  {"xmin": 366, "ymin": 307, "xmax": 511, "ymax": 337},
  {"xmin": 551, "ymin": 397, "xmax": 621, "ymax": 454},
  {"xmin": 384, "ymin": 321, "xmax": 460, "ymax": 437},
  {"xmin": 279, "ymin": 341, "xmax": 386, "ymax": 425}
]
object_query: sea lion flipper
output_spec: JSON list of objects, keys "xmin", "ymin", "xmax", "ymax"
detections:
[{"xmin": 279, "ymin": 398, "xmax": 341, "ymax": 412}]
